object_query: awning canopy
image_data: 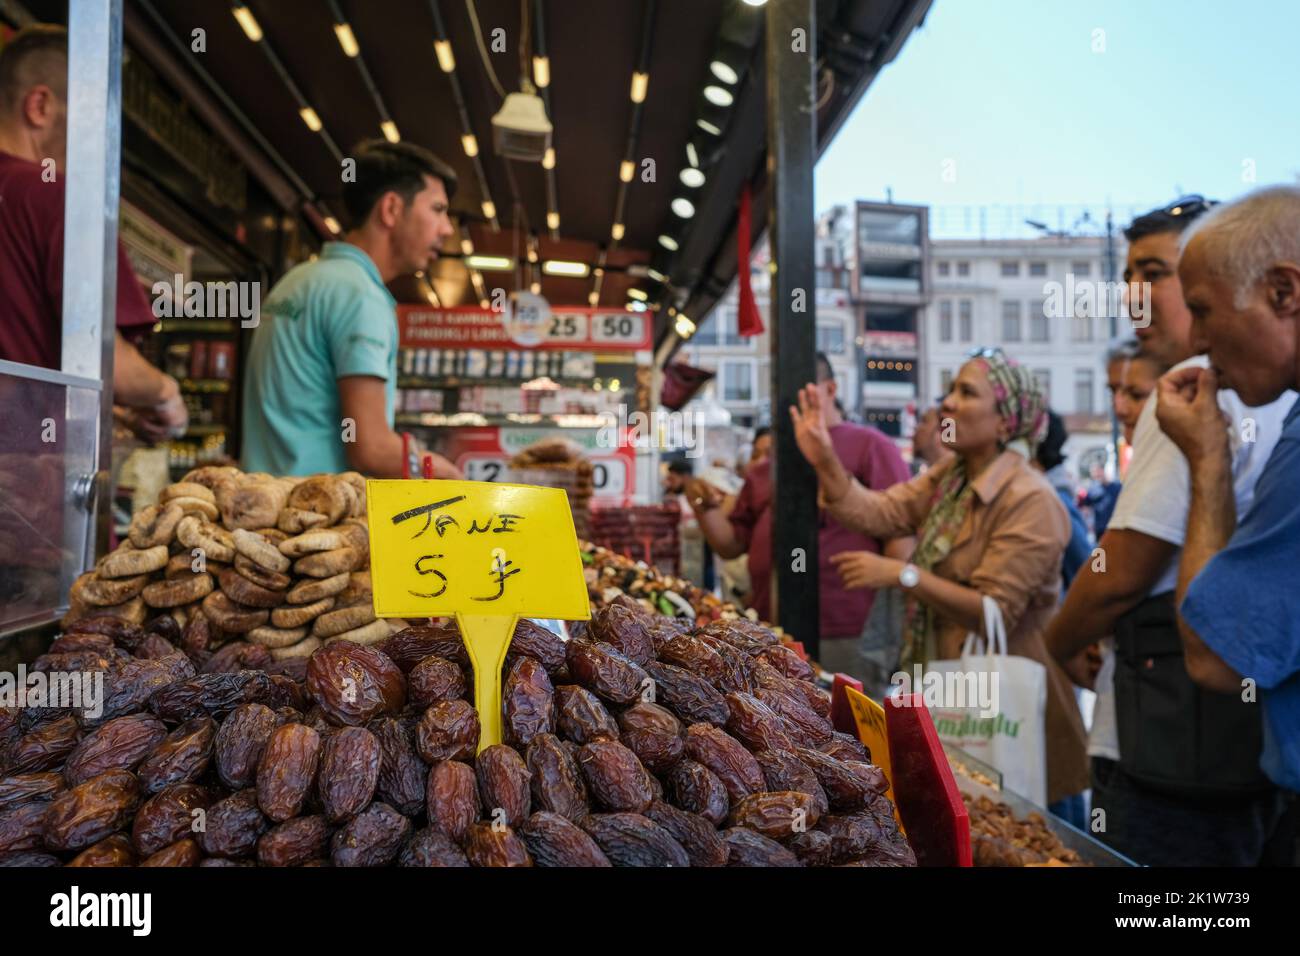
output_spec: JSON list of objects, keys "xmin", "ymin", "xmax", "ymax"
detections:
[{"xmin": 96, "ymin": 0, "xmax": 927, "ymax": 349}]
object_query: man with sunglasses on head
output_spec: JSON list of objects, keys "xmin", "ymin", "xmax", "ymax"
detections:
[
  {"xmin": 242, "ymin": 140, "xmax": 462, "ymax": 478},
  {"xmin": 1044, "ymin": 196, "xmax": 1294, "ymax": 866}
]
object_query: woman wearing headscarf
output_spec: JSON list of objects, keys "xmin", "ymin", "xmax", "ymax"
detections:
[{"xmin": 791, "ymin": 348, "xmax": 1089, "ymax": 808}]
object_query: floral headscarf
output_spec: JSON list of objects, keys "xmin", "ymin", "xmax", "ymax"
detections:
[{"xmin": 900, "ymin": 348, "xmax": 1049, "ymax": 665}]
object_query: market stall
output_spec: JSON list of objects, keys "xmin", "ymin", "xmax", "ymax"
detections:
[{"xmin": 4, "ymin": 0, "xmax": 1016, "ymax": 871}]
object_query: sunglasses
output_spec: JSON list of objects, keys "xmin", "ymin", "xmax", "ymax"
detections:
[{"xmin": 1160, "ymin": 195, "xmax": 1218, "ymax": 218}]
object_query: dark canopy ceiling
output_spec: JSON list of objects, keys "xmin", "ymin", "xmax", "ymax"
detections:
[{"xmin": 41, "ymin": 0, "xmax": 930, "ymax": 350}]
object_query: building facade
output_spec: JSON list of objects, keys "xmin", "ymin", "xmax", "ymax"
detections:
[
  {"xmin": 923, "ymin": 235, "xmax": 1131, "ymax": 478},
  {"xmin": 683, "ymin": 216, "xmax": 858, "ymax": 434}
]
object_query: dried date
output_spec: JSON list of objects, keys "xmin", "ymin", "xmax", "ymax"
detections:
[
  {"xmin": 7, "ymin": 715, "xmax": 81, "ymax": 774},
  {"xmin": 476, "ymin": 744, "xmax": 531, "ymax": 827},
  {"xmin": 565, "ymin": 641, "xmax": 648, "ymax": 705},
  {"xmin": 137, "ymin": 716, "xmax": 216, "ymax": 793},
  {"xmin": 256, "ymin": 723, "xmax": 322, "ymax": 822},
  {"xmin": 554, "ymin": 684, "xmax": 619, "ymax": 744},
  {"xmin": 369, "ymin": 717, "xmax": 426, "ymax": 817},
  {"xmin": 789, "ymin": 828, "xmax": 835, "ymax": 867},
  {"xmin": 502, "ymin": 657, "xmax": 554, "ymax": 747},
  {"xmin": 794, "ymin": 749, "xmax": 886, "ymax": 812},
  {"xmin": 727, "ymin": 790, "xmax": 821, "ymax": 842},
  {"xmin": 148, "ymin": 670, "xmax": 277, "ymax": 723},
  {"xmin": 132, "ymin": 783, "xmax": 211, "ymax": 856},
  {"xmin": 67, "ymin": 833, "xmax": 136, "ymax": 866},
  {"xmin": 305, "ymin": 641, "xmax": 406, "ymax": 726},
  {"xmin": 463, "ymin": 822, "xmax": 532, "ymax": 867},
  {"xmin": 407, "ymin": 655, "xmax": 467, "ymax": 709},
  {"xmin": 258, "ymin": 815, "xmax": 331, "ymax": 867},
  {"xmin": 331, "ymin": 801, "xmax": 411, "ymax": 867},
  {"xmin": 579, "ymin": 812, "xmax": 689, "ymax": 867},
  {"xmin": 643, "ymin": 799, "xmax": 728, "ymax": 867},
  {"xmin": 663, "ymin": 759, "xmax": 729, "ymax": 826},
  {"xmin": 140, "ymin": 837, "xmax": 201, "ymax": 867},
  {"xmin": 0, "ymin": 801, "xmax": 50, "ymax": 853},
  {"xmin": 753, "ymin": 685, "xmax": 834, "ymax": 746},
  {"xmin": 658, "ymin": 634, "xmax": 727, "ymax": 682},
  {"xmin": 42, "ymin": 769, "xmax": 140, "ymax": 852},
  {"xmin": 318, "ymin": 726, "xmax": 380, "ymax": 823},
  {"xmin": 519, "ymin": 811, "xmax": 611, "ymax": 867},
  {"xmin": 616, "ymin": 702, "xmax": 684, "ymax": 773},
  {"xmin": 753, "ymin": 749, "xmax": 829, "ymax": 818},
  {"xmin": 724, "ymin": 692, "xmax": 796, "ymax": 754},
  {"xmin": 378, "ymin": 623, "xmax": 468, "ymax": 671},
  {"xmin": 587, "ymin": 604, "xmax": 656, "ymax": 666},
  {"xmin": 577, "ymin": 740, "xmax": 654, "ymax": 812},
  {"xmin": 63, "ymin": 714, "xmax": 167, "ymax": 786},
  {"xmin": 642, "ymin": 661, "xmax": 728, "ymax": 726},
  {"xmin": 398, "ymin": 828, "xmax": 470, "ymax": 867},
  {"xmin": 426, "ymin": 759, "xmax": 479, "ymax": 843},
  {"xmin": 415, "ymin": 700, "xmax": 480, "ymax": 763},
  {"xmin": 524, "ymin": 734, "xmax": 588, "ymax": 821},
  {"xmin": 197, "ymin": 788, "xmax": 268, "ymax": 860},
  {"xmin": 683, "ymin": 723, "xmax": 765, "ymax": 802},
  {"xmin": 213, "ymin": 702, "xmax": 280, "ymax": 790},
  {"xmin": 722, "ymin": 826, "xmax": 801, "ymax": 866},
  {"xmin": 0, "ymin": 772, "xmax": 65, "ymax": 810},
  {"xmin": 506, "ymin": 618, "xmax": 568, "ymax": 673}
]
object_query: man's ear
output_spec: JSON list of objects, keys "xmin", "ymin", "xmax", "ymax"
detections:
[
  {"xmin": 376, "ymin": 190, "xmax": 406, "ymax": 230},
  {"xmin": 1265, "ymin": 264, "xmax": 1300, "ymax": 318},
  {"xmin": 22, "ymin": 85, "xmax": 57, "ymax": 129}
]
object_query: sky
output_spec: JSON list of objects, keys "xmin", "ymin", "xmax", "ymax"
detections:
[{"xmin": 815, "ymin": 0, "xmax": 1300, "ymax": 238}]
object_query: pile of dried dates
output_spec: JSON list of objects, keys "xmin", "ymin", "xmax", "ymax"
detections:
[{"xmin": 0, "ymin": 596, "xmax": 915, "ymax": 867}]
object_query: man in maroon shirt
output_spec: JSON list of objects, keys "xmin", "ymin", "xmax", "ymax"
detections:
[
  {"xmin": 0, "ymin": 25, "xmax": 185, "ymax": 440},
  {"xmin": 690, "ymin": 353, "xmax": 912, "ymax": 678}
]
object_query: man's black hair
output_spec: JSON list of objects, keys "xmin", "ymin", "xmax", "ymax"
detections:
[
  {"xmin": 342, "ymin": 139, "xmax": 459, "ymax": 229},
  {"xmin": 1036, "ymin": 410, "xmax": 1068, "ymax": 472},
  {"xmin": 0, "ymin": 24, "xmax": 68, "ymax": 112},
  {"xmin": 1123, "ymin": 201, "xmax": 1212, "ymax": 243},
  {"xmin": 666, "ymin": 459, "xmax": 693, "ymax": 476},
  {"xmin": 815, "ymin": 352, "xmax": 834, "ymax": 383}
]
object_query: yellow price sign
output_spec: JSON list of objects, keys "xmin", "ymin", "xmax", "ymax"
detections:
[
  {"xmin": 843, "ymin": 686, "xmax": 905, "ymax": 832},
  {"xmin": 366, "ymin": 479, "xmax": 591, "ymax": 751}
]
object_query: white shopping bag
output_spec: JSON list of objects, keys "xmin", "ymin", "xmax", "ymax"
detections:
[{"xmin": 925, "ymin": 596, "xmax": 1048, "ymax": 806}]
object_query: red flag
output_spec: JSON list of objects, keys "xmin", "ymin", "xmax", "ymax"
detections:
[{"xmin": 737, "ymin": 185, "xmax": 765, "ymax": 337}]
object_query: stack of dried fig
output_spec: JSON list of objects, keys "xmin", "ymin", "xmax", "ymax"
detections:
[
  {"xmin": 1, "ymin": 597, "xmax": 915, "ymax": 867},
  {"xmin": 65, "ymin": 467, "xmax": 395, "ymax": 663}
]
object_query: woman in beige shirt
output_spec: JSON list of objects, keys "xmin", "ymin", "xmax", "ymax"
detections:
[{"xmin": 790, "ymin": 348, "xmax": 1088, "ymax": 805}]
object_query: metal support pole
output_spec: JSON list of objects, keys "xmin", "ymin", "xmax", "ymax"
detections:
[
  {"xmin": 766, "ymin": 0, "xmax": 820, "ymax": 656},
  {"xmin": 1105, "ymin": 209, "xmax": 1120, "ymax": 471},
  {"xmin": 62, "ymin": 0, "xmax": 124, "ymax": 564}
]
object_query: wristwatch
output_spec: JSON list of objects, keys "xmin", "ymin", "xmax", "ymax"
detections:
[{"xmin": 898, "ymin": 563, "xmax": 921, "ymax": 590}]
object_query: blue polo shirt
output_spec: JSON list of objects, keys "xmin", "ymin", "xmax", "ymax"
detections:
[
  {"xmin": 1182, "ymin": 396, "xmax": 1300, "ymax": 792},
  {"xmin": 241, "ymin": 242, "xmax": 397, "ymax": 475}
]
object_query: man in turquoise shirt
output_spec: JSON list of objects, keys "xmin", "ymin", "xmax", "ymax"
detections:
[{"xmin": 242, "ymin": 140, "xmax": 461, "ymax": 478}]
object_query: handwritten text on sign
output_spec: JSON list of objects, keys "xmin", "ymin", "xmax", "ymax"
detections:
[{"xmin": 365, "ymin": 480, "xmax": 590, "ymax": 621}]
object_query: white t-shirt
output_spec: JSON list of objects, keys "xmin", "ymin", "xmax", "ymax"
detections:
[{"xmin": 1088, "ymin": 354, "xmax": 1296, "ymax": 759}]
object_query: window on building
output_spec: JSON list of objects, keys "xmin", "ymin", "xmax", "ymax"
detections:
[
  {"xmin": 1001, "ymin": 300, "xmax": 1022, "ymax": 342},
  {"xmin": 1034, "ymin": 369, "xmax": 1051, "ymax": 402},
  {"xmin": 719, "ymin": 308, "xmax": 746, "ymax": 346},
  {"xmin": 956, "ymin": 261, "xmax": 970, "ymax": 277},
  {"xmin": 1071, "ymin": 261, "xmax": 1092, "ymax": 277},
  {"xmin": 940, "ymin": 369, "xmax": 954, "ymax": 395},
  {"xmin": 1071, "ymin": 314, "xmax": 1092, "ymax": 342},
  {"xmin": 959, "ymin": 300, "xmax": 973, "ymax": 342},
  {"xmin": 1029, "ymin": 300, "xmax": 1049, "ymax": 342},
  {"xmin": 816, "ymin": 324, "xmax": 846, "ymax": 355},
  {"xmin": 1075, "ymin": 368, "xmax": 1094, "ymax": 413},
  {"xmin": 1029, "ymin": 261, "xmax": 1047, "ymax": 277},
  {"xmin": 721, "ymin": 362, "xmax": 754, "ymax": 402},
  {"xmin": 939, "ymin": 300, "xmax": 953, "ymax": 342},
  {"xmin": 1001, "ymin": 261, "xmax": 1020, "ymax": 277},
  {"xmin": 937, "ymin": 261, "xmax": 950, "ymax": 277}
]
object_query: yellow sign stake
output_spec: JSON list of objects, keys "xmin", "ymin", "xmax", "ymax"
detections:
[
  {"xmin": 366, "ymin": 480, "xmax": 591, "ymax": 751},
  {"xmin": 844, "ymin": 685, "xmax": 905, "ymax": 833}
]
